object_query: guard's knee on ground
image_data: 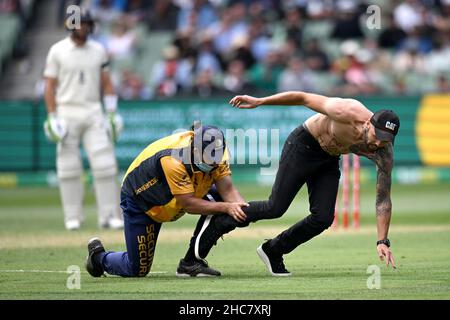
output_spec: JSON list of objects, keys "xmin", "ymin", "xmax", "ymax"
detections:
[{"xmin": 129, "ymin": 264, "xmax": 150, "ymax": 278}]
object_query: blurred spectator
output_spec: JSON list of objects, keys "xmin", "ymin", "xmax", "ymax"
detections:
[
  {"xmin": 303, "ymin": 38, "xmax": 330, "ymax": 71},
  {"xmin": 119, "ymin": 70, "xmax": 152, "ymax": 100},
  {"xmin": 208, "ymin": 4, "xmax": 249, "ymax": 56},
  {"xmin": 177, "ymin": 0, "xmax": 218, "ymax": 31},
  {"xmin": 89, "ymin": 0, "xmax": 125, "ymax": 26},
  {"xmin": 432, "ymin": 0, "xmax": 450, "ymax": 33},
  {"xmin": 151, "ymin": 45, "xmax": 193, "ymax": 97},
  {"xmin": 304, "ymin": 0, "xmax": 334, "ymax": 19},
  {"xmin": 279, "ymin": 38, "xmax": 301, "ymax": 63},
  {"xmin": 425, "ymin": 36, "xmax": 450, "ymax": 74},
  {"xmin": 147, "ymin": 0, "xmax": 180, "ymax": 31},
  {"xmin": 435, "ymin": 74, "xmax": 450, "ymax": 93},
  {"xmin": 173, "ymin": 29, "xmax": 196, "ymax": 59},
  {"xmin": 105, "ymin": 19, "xmax": 136, "ymax": 60},
  {"xmin": 190, "ymin": 69, "xmax": 225, "ymax": 98},
  {"xmin": 248, "ymin": 17, "xmax": 272, "ymax": 62},
  {"xmin": 393, "ymin": 41, "xmax": 426, "ymax": 73},
  {"xmin": 0, "ymin": 0, "xmax": 27, "ymax": 57},
  {"xmin": 333, "ymin": 40, "xmax": 378, "ymax": 95},
  {"xmin": 333, "ymin": 39, "xmax": 359, "ymax": 74},
  {"xmin": 331, "ymin": 1, "xmax": 364, "ymax": 40},
  {"xmin": 223, "ymin": 59, "xmax": 254, "ymax": 94},
  {"xmin": 284, "ymin": 7, "xmax": 304, "ymax": 47},
  {"xmin": 394, "ymin": 0, "xmax": 425, "ymax": 33},
  {"xmin": 393, "ymin": 75, "xmax": 408, "ymax": 95},
  {"xmin": 397, "ymin": 26, "xmax": 432, "ymax": 54},
  {"xmin": 378, "ymin": 14, "xmax": 407, "ymax": 50},
  {"xmin": 344, "ymin": 49, "xmax": 379, "ymax": 95},
  {"xmin": 278, "ymin": 56, "xmax": 315, "ymax": 92},
  {"xmin": 195, "ymin": 32, "xmax": 222, "ymax": 74},
  {"xmin": 363, "ymin": 39, "xmax": 393, "ymax": 89},
  {"xmin": 225, "ymin": 35, "xmax": 256, "ymax": 70},
  {"xmin": 249, "ymin": 46, "xmax": 283, "ymax": 92},
  {"xmin": 248, "ymin": 1, "xmax": 270, "ymax": 21},
  {"xmin": 0, "ymin": 0, "xmax": 24, "ymax": 17},
  {"xmin": 124, "ymin": 0, "xmax": 152, "ymax": 22}
]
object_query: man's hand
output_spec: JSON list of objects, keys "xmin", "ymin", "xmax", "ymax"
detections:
[
  {"xmin": 229, "ymin": 95, "xmax": 261, "ymax": 109},
  {"xmin": 43, "ymin": 113, "xmax": 68, "ymax": 143},
  {"xmin": 377, "ymin": 244, "xmax": 396, "ymax": 269},
  {"xmin": 225, "ymin": 202, "xmax": 249, "ymax": 222}
]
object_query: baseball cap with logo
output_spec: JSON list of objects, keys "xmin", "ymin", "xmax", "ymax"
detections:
[{"xmin": 370, "ymin": 110, "xmax": 400, "ymax": 144}]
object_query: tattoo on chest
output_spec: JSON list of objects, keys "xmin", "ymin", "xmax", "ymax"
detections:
[
  {"xmin": 320, "ymin": 134, "xmax": 347, "ymax": 155},
  {"xmin": 349, "ymin": 143, "xmax": 376, "ymax": 158}
]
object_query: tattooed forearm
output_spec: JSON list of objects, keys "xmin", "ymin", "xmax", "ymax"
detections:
[
  {"xmin": 372, "ymin": 144, "xmax": 394, "ymax": 217},
  {"xmin": 375, "ymin": 169, "xmax": 392, "ymax": 216}
]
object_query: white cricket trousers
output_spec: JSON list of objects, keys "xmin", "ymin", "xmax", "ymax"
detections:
[{"xmin": 56, "ymin": 105, "xmax": 122, "ymax": 227}]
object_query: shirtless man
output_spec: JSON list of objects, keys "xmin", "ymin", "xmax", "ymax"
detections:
[{"xmin": 191, "ymin": 91, "xmax": 400, "ymax": 276}]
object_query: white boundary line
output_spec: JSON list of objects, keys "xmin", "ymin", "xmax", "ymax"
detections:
[{"xmin": 0, "ymin": 269, "xmax": 167, "ymax": 274}]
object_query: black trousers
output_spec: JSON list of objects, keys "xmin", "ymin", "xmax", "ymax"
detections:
[{"xmin": 217, "ymin": 124, "xmax": 341, "ymax": 256}]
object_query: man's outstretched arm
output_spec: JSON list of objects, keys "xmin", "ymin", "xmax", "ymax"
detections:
[
  {"xmin": 368, "ymin": 144, "xmax": 396, "ymax": 269},
  {"xmin": 229, "ymin": 91, "xmax": 366, "ymax": 122}
]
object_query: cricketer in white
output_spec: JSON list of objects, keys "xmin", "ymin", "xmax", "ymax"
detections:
[{"xmin": 43, "ymin": 10, "xmax": 123, "ymax": 230}]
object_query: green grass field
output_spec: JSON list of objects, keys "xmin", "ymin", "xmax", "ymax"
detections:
[{"xmin": 0, "ymin": 182, "xmax": 449, "ymax": 300}]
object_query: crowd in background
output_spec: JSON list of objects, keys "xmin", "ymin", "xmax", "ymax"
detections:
[{"xmin": 51, "ymin": 0, "xmax": 450, "ymax": 98}]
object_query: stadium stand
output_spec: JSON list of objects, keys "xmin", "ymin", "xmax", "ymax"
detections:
[{"xmin": 0, "ymin": 0, "xmax": 449, "ymax": 99}]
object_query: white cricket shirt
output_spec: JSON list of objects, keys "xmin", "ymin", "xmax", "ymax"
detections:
[{"xmin": 44, "ymin": 37, "xmax": 109, "ymax": 109}]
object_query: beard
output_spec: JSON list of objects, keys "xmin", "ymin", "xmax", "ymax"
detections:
[{"xmin": 72, "ymin": 29, "xmax": 89, "ymax": 42}]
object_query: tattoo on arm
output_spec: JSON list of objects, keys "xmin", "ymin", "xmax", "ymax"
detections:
[{"xmin": 371, "ymin": 144, "xmax": 394, "ymax": 216}]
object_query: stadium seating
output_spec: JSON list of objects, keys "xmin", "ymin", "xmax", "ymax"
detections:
[
  {"xmin": 0, "ymin": 0, "xmax": 35, "ymax": 78},
  {"xmin": 0, "ymin": 14, "xmax": 21, "ymax": 69}
]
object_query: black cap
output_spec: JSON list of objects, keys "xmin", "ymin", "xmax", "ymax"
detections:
[
  {"xmin": 191, "ymin": 121, "xmax": 226, "ymax": 164},
  {"xmin": 370, "ymin": 110, "xmax": 400, "ymax": 144}
]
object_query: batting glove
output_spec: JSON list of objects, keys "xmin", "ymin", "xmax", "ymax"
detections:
[
  {"xmin": 106, "ymin": 112, "xmax": 124, "ymax": 143},
  {"xmin": 43, "ymin": 113, "xmax": 68, "ymax": 143}
]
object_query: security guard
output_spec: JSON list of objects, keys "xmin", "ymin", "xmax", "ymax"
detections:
[{"xmin": 85, "ymin": 123, "xmax": 248, "ymax": 277}]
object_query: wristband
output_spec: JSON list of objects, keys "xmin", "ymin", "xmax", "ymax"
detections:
[
  {"xmin": 103, "ymin": 94, "xmax": 118, "ymax": 113},
  {"xmin": 376, "ymin": 239, "xmax": 390, "ymax": 247}
]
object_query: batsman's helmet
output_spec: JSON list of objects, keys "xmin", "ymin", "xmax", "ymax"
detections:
[{"xmin": 65, "ymin": 8, "xmax": 95, "ymax": 33}]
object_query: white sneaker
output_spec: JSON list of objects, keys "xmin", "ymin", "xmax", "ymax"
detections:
[
  {"xmin": 102, "ymin": 218, "xmax": 124, "ymax": 230},
  {"xmin": 65, "ymin": 220, "xmax": 81, "ymax": 231},
  {"xmin": 109, "ymin": 218, "xmax": 124, "ymax": 229}
]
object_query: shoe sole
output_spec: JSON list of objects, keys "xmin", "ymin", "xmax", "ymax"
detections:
[
  {"xmin": 256, "ymin": 245, "xmax": 292, "ymax": 277},
  {"xmin": 194, "ymin": 215, "xmax": 213, "ymax": 260},
  {"xmin": 175, "ymin": 272, "xmax": 219, "ymax": 278},
  {"xmin": 88, "ymin": 237, "xmax": 101, "ymax": 246},
  {"xmin": 86, "ymin": 237, "xmax": 105, "ymax": 277}
]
